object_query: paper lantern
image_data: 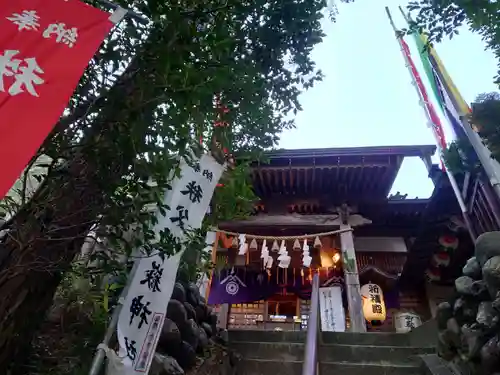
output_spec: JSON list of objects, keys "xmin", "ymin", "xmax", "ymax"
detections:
[
  {"xmin": 432, "ymin": 252, "xmax": 450, "ymax": 267},
  {"xmin": 438, "ymin": 235, "xmax": 458, "ymax": 250},
  {"xmin": 360, "ymin": 283, "xmax": 386, "ymax": 323},
  {"xmin": 425, "ymin": 267, "xmax": 441, "ymax": 282}
]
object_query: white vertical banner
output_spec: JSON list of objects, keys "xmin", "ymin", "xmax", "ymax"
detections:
[
  {"xmin": 115, "ymin": 154, "xmax": 225, "ymax": 375},
  {"xmin": 319, "ymin": 286, "xmax": 345, "ymax": 332}
]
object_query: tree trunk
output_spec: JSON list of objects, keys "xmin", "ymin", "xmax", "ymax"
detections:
[
  {"xmin": 0, "ymin": 156, "xmax": 105, "ymax": 373},
  {"xmin": 0, "ymin": 24, "xmax": 170, "ymax": 372}
]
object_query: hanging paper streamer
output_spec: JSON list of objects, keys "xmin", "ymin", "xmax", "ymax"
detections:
[
  {"xmin": 278, "ymin": 240, "xmax": 287, "ymax": 255},
  {"xmin": 271, "ymin": 240, "xmax": 279, "ymax": 252},
  {"xmin": 302, "ymin": 239, "xmax": 312, "ymax": 268},
  {"xmin": 293, "ymin": 239, "xmax": 301, "ymax": 251},
  {"xmin": 266, "ymin": 257, "xmax": 273, "ymax": 269},
  {"xmin": 249, "ymin": 238, "xmax": 258, "ymax": 251},
  {"xmin": 314, "ymin": 236, "xmax": 322, "ymax": 249},
  {"xmin": 277, "ymin": 239, "xmax": 290, "ymax": 268},
  {"xmin": 238, "ymin": 233, "xmax": 247, "ymax": 255},
  {"xmin": 260, "ymin": 239, "xmax": 269, "ymax": 266}
]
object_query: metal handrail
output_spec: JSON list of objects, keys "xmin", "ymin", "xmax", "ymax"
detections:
[{"xmin": 302, "ymin": 272, "xmax": 320, "ymax": 375}]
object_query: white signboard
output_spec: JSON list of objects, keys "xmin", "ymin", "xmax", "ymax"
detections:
[
  {"xmin": 394, "ymin": 312, "xmax": 422, "ymax": 333},
  {"xmin": 319, "ymin": 286, "xmax": 345, "ymax": 332},
  {"xmin": 115, "ymin": 153, "xmax": 225, "ymax": 374}
]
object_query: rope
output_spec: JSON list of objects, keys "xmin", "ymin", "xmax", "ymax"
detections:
[{"xmin": 213, "ymin": 227, "xmax": 352, "ymax": 240}]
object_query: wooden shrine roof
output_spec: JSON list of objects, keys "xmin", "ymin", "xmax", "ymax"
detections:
[{"xmin": 250, "ymin": 145, "xmax": 436, "ymax": 205}]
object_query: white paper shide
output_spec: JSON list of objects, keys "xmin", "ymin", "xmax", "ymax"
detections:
[{"xmin": 115, "ymin": 154, "xmax": 225, "ymax": 374}]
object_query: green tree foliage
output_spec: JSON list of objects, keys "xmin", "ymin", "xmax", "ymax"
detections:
[
  {"xmin": 470, "ymin": 92, "xmax": 500, "ymax": 163},
  {"xmin": 0, "ymin": 0, "xmax": 344, "ymax": 371},
  {"xmin": 407, "ymin": 0, "xmax": 500, "ymax": 83}
]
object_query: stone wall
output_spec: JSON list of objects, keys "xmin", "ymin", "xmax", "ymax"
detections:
[
  {"xmin": 151, "ymin": 280, "xmax": 239, "ymax": 375},
  {"xmin": 436, "ymin": 231, "xmax": 500, "ymax": 375}
]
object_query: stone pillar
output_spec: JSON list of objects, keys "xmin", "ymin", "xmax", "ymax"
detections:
[{"xmin": 339, "ymin": 222, "xmax": 366, "ymax": 333}]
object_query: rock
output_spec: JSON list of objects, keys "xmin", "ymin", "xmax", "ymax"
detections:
[
  {"xmin": 483, "ymin": 256, "xmax": 500, "ymax": 298},
  {"xmin": 183, "ymin": 302, "xmax": 196, "ymax": 320},
  {"xmin": 201, "ymin": 322, "xmax": 213, "ymax": 337},
  {"xmin": 493, "ymin": 291, "xmax": 500, "ymax": 312},
  {"xmin": 157, "ymin": 318, "xmax": 182, "ymax": 353},
  {"xmin": 180, "ymin": 318, "xmax": 200, "ymax": 350},
  {"xmin": 454, "ymin": 297, "xmax": 479, "ymax": 325},
  {"xmin": 477, "ymin": 301, "xmax": 495, "ymax": 328},
  {"xmin": 198, "ymin": 326, "xmax": 209, "ymax": 351},
  {"xmin": 463, "ymin": 257, "xmax": 482, "ymax": 279},
  {"xmin": 456, "ymin": 276, "xmax": 475, "ymax": 295},
  {"xmin": 480, "ymin": 335, "xmax": 500, "ymax": 374},
  {"xmin": 167, "ymin": 300, "xmax": 188, "ymax": 329},
  {"xmin": 437, "ymin": 302, "xmax": 453, "ymax": 330},
  {"xmin": 461, "ymin": 324, "xmax": 484, "ymax": 360},
  {"xmin": 438, "ymin": 330, "xmax": 457, "ymax": 361},
  {"xmin": 471, "ymin": 280, "xmax": 491, "ymax": 301},
  {"xmin": 208, "ymin": 312, "xmax": 218, "ymax": 326},
  {"xmin": 151, "ymin": 353, "xmax": 184, "ymax": 375},
  {"xmin": 195, "ymin": 304, "xmax": 207, "ymax": 323},
  {"xmin": 171, "ymin": 282, "xmax": 186, "ymax": 303},
  {"xmin": 169, "ymin": 341, "xmax": 197, "ymax": 370},
  {"xmin": 446, "ymin": 318, "xmax": 462, "ymax": 347},
  {"xmin": 186, "ymin": 282, "xmax": 201, "ymax": 306},
  {"xmin": 475, "ymin": 231, "xmax": 500, "ymax": 267}
]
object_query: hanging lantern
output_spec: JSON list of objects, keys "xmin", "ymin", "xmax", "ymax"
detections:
[
  {"xmin": 432, "ymin": 252, "xmax": 450, "ymax": 267},
  {"xmin": 425, "ymin": 267, "xmax": 441, "ymax": 282},
  {"xmin": 360, "ymin": 283, "xmax": 386, "ymax": 324},
  {"xmin": 271, "ymin": 240, "xmax": 279, "ymax": 252},
  {"xmin": 438, "ymin": 234, "xmax": 459, "ymax": 250},
  {"xmin": 314, "ymin": 236, "xmax": 322, "ymax": 249},
  {"xmin": 249, "ymin": 238, "xmax": 258, "ymax": 251}
]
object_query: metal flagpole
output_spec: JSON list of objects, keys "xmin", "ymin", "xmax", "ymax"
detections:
[
  {"xmin": 385, "ymin": 7, "xmax": 476, "ymax": 241},
  {"xmin": 398, "ymin": 6, "xmax": 500, "ymax": 203}
]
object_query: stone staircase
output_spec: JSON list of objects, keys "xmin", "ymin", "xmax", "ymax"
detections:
[{"xmin": 228, "ymin": 330, "xmax": 436, "ymax": 375}]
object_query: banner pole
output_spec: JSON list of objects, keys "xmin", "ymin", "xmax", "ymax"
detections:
[
  {"xmin": 88, "ymin": 252, "xmax": 142, "ymax": 375},
  {"xmin": 95, "ymin": 0, "xmax": 149, "ymax": 25},
  {"xmin": 385, "ymin": 6, "xmax": 476, "ymax": 241}
]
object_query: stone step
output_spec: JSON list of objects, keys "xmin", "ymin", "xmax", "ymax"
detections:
[
  {"xmin": 231, "ymin": 341, "xmax": 305, "ymax": 361},
  {"xmin": 319, "ymin": 344, "xmax": 435, "ymax": 365},
  {"xmin": 231, "ymin": 341, "xmax": 434, "ymax": 365},
  {"xmin": 322, "ymin": 332, "xmax": 411, "ymax": 346},
  {"xmin": 319, "ymin": 361, "xmax": 424, "ymax": 375},
  {"xmin": 228, "ymin": 330, "xmax": 306, "ymax": 343},
  {"xmin": 236, "ymin": 359, "xmax": 425, "ymax": 375},
  {"xmin": 236, "ymin": 358, "xmax": 302, "ymax": 375}
]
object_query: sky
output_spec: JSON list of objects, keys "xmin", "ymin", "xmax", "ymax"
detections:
[{"xmin": 278, "ymin": 0, "xmax": 499, "ymax": 199}]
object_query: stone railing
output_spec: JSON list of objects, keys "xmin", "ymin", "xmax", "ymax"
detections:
[{"xmin": 436, "ymin": 231, "xmax": 500, "ymax": 374}]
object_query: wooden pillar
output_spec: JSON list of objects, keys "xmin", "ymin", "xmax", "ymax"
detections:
[
  {"xmin": 218, "ymin": 303, "xmax": 229, "ymax": 329},
  {"xmin": 339, "ymin": 223, "xmax": 366, "ymax": 333}
]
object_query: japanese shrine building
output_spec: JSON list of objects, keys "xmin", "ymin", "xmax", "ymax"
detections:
[{"xmin": 205, "ymin": 145, "xmax": 499, "ymax": 332}]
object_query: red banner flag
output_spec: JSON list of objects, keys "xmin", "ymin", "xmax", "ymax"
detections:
[{"xmin": 0, "ymin": 0, "xmax": 121, "ymax": 199}]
